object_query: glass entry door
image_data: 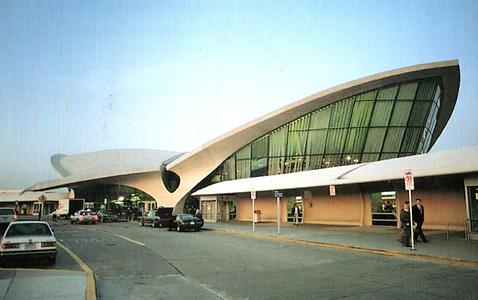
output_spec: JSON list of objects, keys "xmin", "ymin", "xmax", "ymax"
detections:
[
  {"xmin": 201, "ymin": 200, "xmax": 217, "ymax": 222},
  {"xmin": 467, "ymin": 186, "xmax": 478, "ymax": 232}
]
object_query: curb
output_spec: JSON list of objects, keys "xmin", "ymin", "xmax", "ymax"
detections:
[
  {"xmin": 57, "ymin": 241, "xmax": 97, "ymax": 300},
  {"xmin": 215, "ymin": 228, "xmax": 478, "ymax": 269}
]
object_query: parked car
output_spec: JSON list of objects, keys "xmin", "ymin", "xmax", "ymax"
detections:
[
  {"xmin": 152, "ymin": 207, "xmax": 174, "ymax": 228},
  {"xmin": 168, "ymin": 214, "xmax": 204, "ymax": 232},
  {"xmin": 0, "ymin": 207, "xmax": 17, "ymax": 227},
  {"xmin": 70, "ymin": 209, "xmax": 98, "ymax": 224},
  {"xmin": 138, "ymin": 210, "xmax": 157, "ymax": 227},
  {"xmin": 0, "ymin": 221, "xmax": 57, "ymax": 265},
  {"xmin": 101, "ymin": 210, "xmax": 120, "ymax": 222}
]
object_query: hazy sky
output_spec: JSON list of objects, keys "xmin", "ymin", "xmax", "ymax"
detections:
[{"xmin": 1, "ymin": 0, "xmax": 477, "ymax": 188}]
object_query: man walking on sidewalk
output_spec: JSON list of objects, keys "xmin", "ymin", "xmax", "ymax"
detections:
[
  {"xmin": 400, "ymin": 201, "xmax": 412, "ymax": 247},
  {"xmin": 413, "ymin": 198, "xmax": 429, "ymax": 243}
]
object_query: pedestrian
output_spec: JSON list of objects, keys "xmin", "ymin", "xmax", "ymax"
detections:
[
  {"xmin": 292, "ymin": 204, "xmax": 300, "ymax": 226},
  {"xmin": 412, "ymin": 198, "xmax": 429, "ymax": 243},
  {"xmin": 399, "ymin": 201, "xmax": 412, "ymax": 247}
]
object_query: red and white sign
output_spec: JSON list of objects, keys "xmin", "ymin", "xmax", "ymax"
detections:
[
  {"xmin": 404, "ymin": 170, "xmax": 414, "ymax": 191},
  {"xmin": 329, "ymin": 185, "xmax": 336, "ymax": 196}
]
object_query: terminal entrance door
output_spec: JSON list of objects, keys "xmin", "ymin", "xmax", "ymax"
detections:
[
  {"xmin": 371, "ymin": 191, "xmax": 397, "ymax": 226},
  {"xmin": 467, "ymin": 186, "xmax": 478, "ymax": 232},
  {"xmin": 201, "ymin": 200, "xmax": 217, "ymax": 222}
]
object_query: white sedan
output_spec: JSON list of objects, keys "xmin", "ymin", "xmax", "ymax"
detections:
[{"xmin": 0, "ymin": 221, "xmax": 57, "ymax": 265}]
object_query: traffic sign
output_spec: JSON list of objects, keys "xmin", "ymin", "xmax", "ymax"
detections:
[
  {"xmin": 274, "ymin": 191, "xmax": 283, "ymax": 198},
  {"xmin": 251, "ymin": 189, "xmax": 256, "ymax": 200},
  {"xmin": 404, "ymin": 169, "xmax": 414, "ymax": 191},
  {"xmin": 329, "ymin": 185, "xmax": 336, "ymax": 196}
]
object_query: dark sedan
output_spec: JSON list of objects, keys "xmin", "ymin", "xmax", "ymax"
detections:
[{"xmin": 169, "ymin": 214, "xmax": 203, "ymax": 232}]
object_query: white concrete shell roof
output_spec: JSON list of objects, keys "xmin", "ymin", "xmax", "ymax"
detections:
[
  {"xmin": 26, "ymin": 60, "xmax": 461, "ymax": 211},
  {"xmin": 1, "ymin": 190, "xmax": 70, "ymax": 202},
  {"xmin": 27, "ymin": 149, "xmax": 180, "ymax": 191},
  {"xmin": 193, "ymin": 145, "xmax": 478, "ymax": 196}
]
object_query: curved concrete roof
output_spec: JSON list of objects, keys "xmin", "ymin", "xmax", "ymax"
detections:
[
  {"xmin": 193, "ymin": 145, "xmax": 478, "ymax": 196},
  {"xmin": 166, "ymin": 60, "xmax": 460, "ymax": 210},
  {"xmin": 27, "ymin": 60, "xmax": 461, "ymax": 212},
  {"xmin": 27, "ymin": 149, "xmax": 179, "ymax": 191}
]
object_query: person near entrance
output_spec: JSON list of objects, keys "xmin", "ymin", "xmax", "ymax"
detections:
[
  {"xmin": 399, "ymin": 201, "xmax": 412, "ymax": 247},
  {"xmin": 412, "ymin": 198, "xmax": 429, "ymax": 243},
  {"xmin": 292, "ymin": 204, "xmax": 300, "ymax": 226}
]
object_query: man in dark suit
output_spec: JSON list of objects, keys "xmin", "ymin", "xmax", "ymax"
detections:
[
  {"xmin": 412, "ymin": 198, "xmax": 429, "ymax": 243},
  {"xmin": 399, "ymin": 201, "xmax": 411, "ymax": 247}
]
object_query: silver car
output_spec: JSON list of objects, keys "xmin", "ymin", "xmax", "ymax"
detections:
[
  {"xmin": 0, "ymin": 221, "xmax": 57, "ymax": 265},
  {"xmin": 70, "ymin": 209, "xmax": 99, "ymax": 224},
  {"xmin": 0, "ymin": 207, "xmax": 17, "ymax": 226}
]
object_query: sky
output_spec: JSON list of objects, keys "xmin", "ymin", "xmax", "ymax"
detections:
[{"xmin": 1, "ymin": 0, "xmax": 477, "ymax": 188}]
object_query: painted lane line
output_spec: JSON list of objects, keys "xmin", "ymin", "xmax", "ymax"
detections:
[
  {"xmin": 113, "ymin": 233, "xmax": 145, "ymax": 247},
  {"xmin": 57, "ymin": 241, "xmax": 97, "ymax": 300}
]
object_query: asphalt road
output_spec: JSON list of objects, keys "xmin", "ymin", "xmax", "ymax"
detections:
[{"xmin": 49, "ymin": 221, "xmax": 478, "ymax": 299}]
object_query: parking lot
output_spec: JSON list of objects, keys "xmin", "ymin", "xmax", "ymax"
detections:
[{"xmin": 2, "ymin": 220, "xmax": 473, "ymax": 299}]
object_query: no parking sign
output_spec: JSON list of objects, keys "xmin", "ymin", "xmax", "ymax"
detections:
[{"xmin": 404, "ymin": 169, "xmax": 414, "ymax": 191}]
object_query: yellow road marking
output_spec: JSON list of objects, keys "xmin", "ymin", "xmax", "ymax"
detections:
[
  {"xmin": 113, "ymin": 233, "xmax": 145, "ymax": 247},
  {"xmin": 57, "ymin": 241, "xmax": 97, "ymax": 300}
]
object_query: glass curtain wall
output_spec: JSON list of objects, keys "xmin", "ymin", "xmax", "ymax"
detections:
[{"xmin": 219, "ymin": 78, "xmax": 442, "ymax": 181}]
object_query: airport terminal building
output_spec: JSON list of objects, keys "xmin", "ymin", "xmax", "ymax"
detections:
[{"xmin": 27, "ymin": 60, "xmax": 478, "ymax": 235}]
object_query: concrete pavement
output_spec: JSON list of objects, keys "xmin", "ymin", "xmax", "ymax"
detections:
[
  {"xmin": 0, "ymin": 268, "xmax": 86, "ymax": 300},
  {"xmin": 205, "ymin": 221, "xmax": 478, "ymax": 266}
]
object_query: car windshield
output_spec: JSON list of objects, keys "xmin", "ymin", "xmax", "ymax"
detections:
[
  {"xmin": 0, "ymin": 208, "xmax": 15, "ymax": 215},
  {"xmin": 5, "ymin": 223, "xmax": 52, "ymax": 237},
  {"xmin": 181, "ymin": 215, "xmax": 194, "ymax": 222}
]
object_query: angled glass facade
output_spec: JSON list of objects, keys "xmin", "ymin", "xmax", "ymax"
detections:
[{"xmin": 220, "ymin": 78, "xmax": 443, "ymax": 181}]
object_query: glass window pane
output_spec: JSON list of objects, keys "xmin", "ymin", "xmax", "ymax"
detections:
[
  {"xmin": 236, "ymin": 159, "xmax": 250, "ymax": 179},
  {"xmin": 379, "ymin": 153, "xmax": 398, "ymax": 160},
  {"xmin": 370, "ymin": 101, "xmax": 394, "ymax": 126},
  {"xmin": 400, "ymin": 128, "xmax": 423, "ymax": 153},
  {"xmin": 251, "ymin": 158, "xmax": 268, "ymax": 177},
  {"xmin": 349, "ymin": 101, "xmax": 374, "ymax": 127},
  {"xmin": 306, "ymin": 130, "xmax": 327, "ymax": 155},
  {"xmin": 382, "ymin": 128, "xmax": 406, "ymax": 153},
  {"xmin": 356, "ymin": 90, "xmax": 377, "ymax": 101},
  {"xmin": 363, "ymin": 128, "xmax": 386, "ymax": 153},
  {"xmin": 389, "ymin": 101, "xmax": 413, "ymax": 126},
  {"xmin": 416, "ymin": 79, "xmax": 438, "ymax": 100},
  {"xmin": 289, "ymin": 114, "xmax": 310, "ymax": 131},
  {"xmin": 284, "ymin": 157, "xmax": 304, "ymax": 173},
  {"xmin": 304, "ymin": 155, "xmax": 322, "ymax": 170},
  {"xmin": 322, "ymin": 155, "xmax": 341, "ymax": 168},
  {"xmin": 376, "ymin": 86, "xmax": 399, "ymax": 100},
  {"xmin": 425, "ymin": 103, "xmax": 438, "ymax": 130},
  {"xmin": 222, "ymin": 156, "xmax": 236, "ymax": 181},
  {"xmin": 268, "ymin": 126, "xmax": 288, "ymax": 157},
  {"xmin": 251, "ymin": 136, "xmax": 268, "ymax": 159},
  {"xmin": 309, "ymin": 107, "xmax": 331, "ymax": 129},
  {"xmin": 287, "ymin": 131, "xmax": 308, "ymax": 156},
  {"xmin": 362, "ymin": 153, "xmax": 380, "ymax": 163},
  {"xmin": 325, "ymin": 129, "xmax": 348, "ymax": 154},
  {"xmin": 236, "ymin": 144, "xmax": 251, "ymax": 160},
  {"xmin": 397, "ymin": 82, "xmax": 418, "ymax": 99},
  {"xmin": 409, "ymin": 101, "xmax": 432, "ymax": 127},
  {"xmin": 329, "ymin": 98, "xmax": 355, "ymax": 128},
  {"xmin": 268, "ymin": 157, "xmax": 284, "ymax": 175},
  {"xmin": 344, "ymin": 128, "xmax": 368, "ymax": 153}
]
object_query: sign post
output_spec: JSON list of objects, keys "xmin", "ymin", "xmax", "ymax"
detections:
[
  {"xmin": 274, "ymin": 191, "xmax": 283, "ymax": 235},
  {"xmin": 251, "ymin": 188, "xmax": 256, "ymax": 232},
  {"xmin": 404, "ymin": 169, "xmax": 416, "ymax": 250}
]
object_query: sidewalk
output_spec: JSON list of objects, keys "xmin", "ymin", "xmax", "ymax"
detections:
[
  {"xmin": 0, "ymin": 268, "xmax": 86, "ymax": 300},
  {"xmin": 205, "ymin": 221, "xmax": 478, "ymax": 266}
]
